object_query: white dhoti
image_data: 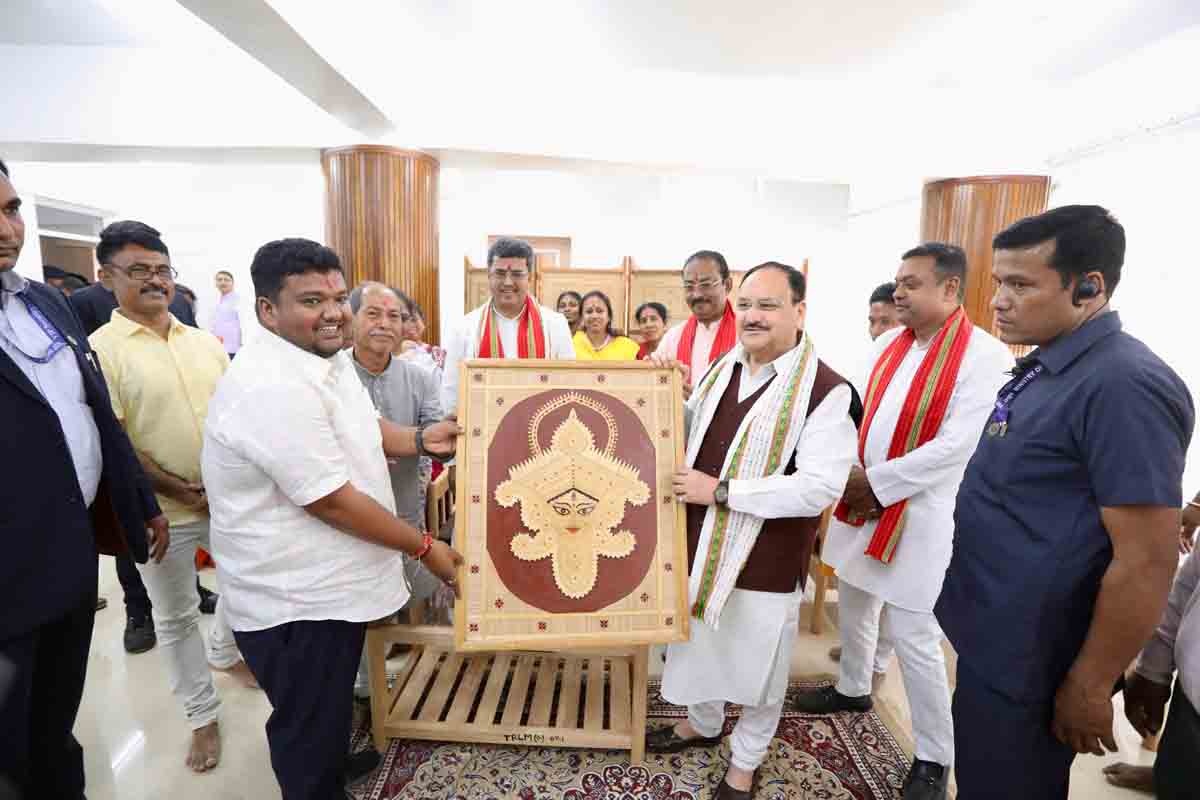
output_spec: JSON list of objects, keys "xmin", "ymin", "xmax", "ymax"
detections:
[
  {"xmin": 661, "ymin": 587, "xmax": 801, "ymax": 769},
  {"xmin": 837, "ymin": 579, "xmax": 954, "ymax": 766}
]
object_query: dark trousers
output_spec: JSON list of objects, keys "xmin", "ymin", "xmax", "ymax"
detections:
[
  {"xmin": 0, "ymin": 592, "xmax": 95, "ymax": 800},
  {"xmin": 1155, "ymin": 681, "xmax": 1200, "ymax": 800},
  {"xmin": 235, "ymin": 620, "xmax": 366, "ymax": 800},
  {"xmin": 114, "ymin": 551, "xmax": 151, "ymax": 619},
  {"xmin": 951, "ymin": 659, "xmax": 1075, "ymax": 800}
]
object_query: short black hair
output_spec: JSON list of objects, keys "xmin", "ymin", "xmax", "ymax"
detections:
[
  {"xmin": 487, "ymin": 237, "xmax": 535, "ymax": 270},
  {"xmin": 869, "ymin": 281, "xmax": 896, "ymax": 305},
  {"xmin": 740, "ymin": 261, "xmax": 807, "ymax": 303},
  {"xmin": 250, "ymin": 238, "xmax": 342, "ymax": 302},
  {"xmin": 683, "ymin": 250, "xmax": 730, "ymax": 281},
  {"xmin": 407, "ymin": 297, "xmax": 425, "ymax": 321},
  {"xmin": 61, "ymin": 275, "xmax": 89, "ymax": 292},
  {"xmin": 556, "ymin": 290, "xmax": 582, "ymax": 309},
  {"xmin": 635, "ymin": 301, "xmax": 669, "ymax": 325},
  {"xmin": 97, "ymin": 220, "xmax": 169, "ymax": 267},
  {"xmin": 215, "ymin": 269, "xmax": 234, "ymax": 280},
  {"xmin": 580, "ymin": 290, "xmax": 618, "ymax": 337},
  {"xmin": 0, "ymin": 158, "xmax": 8, "ymax": 178},
  {"xmin": 993, "ymin": 205, "xmax": 1125, "ymax": 296},
  {"xmin": 901, "ymin": 242, "xmax": 966, "ymax": 300}
]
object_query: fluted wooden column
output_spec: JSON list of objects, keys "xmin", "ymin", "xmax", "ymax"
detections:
[
  {"xmin": 322, "ymin": 145, "xmax": 440, "ymax": 344},
  {"xmin": 921, "ymin": 175, "xmax": 1050, "ymax": 335}
]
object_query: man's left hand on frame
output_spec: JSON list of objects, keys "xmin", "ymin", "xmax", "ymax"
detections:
[{"xmin": 672, "ymin": 468, "xmax": 718, "ymax": 506}]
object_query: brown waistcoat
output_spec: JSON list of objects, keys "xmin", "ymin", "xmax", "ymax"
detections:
[{"xmin": 686, "ymin": 359, "xmax": 850, "ymax": 594}]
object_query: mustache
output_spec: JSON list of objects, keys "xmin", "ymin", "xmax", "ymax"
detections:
[{"xmin": 743, "ymin": 323, "xmax": 769, "ymax": 331}]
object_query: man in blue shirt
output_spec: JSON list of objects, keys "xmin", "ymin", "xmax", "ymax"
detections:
[{"xmin": 936, "ymin": 205, "xmax": 1194, "ymax": 799}]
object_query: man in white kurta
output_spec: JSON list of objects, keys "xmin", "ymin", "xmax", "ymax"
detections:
[
  {"xmin": 802, "ymin": 245, "xmax": 1012, "ymax": 800},
  {"xmin": 653, "ymin": 263, "xmax": 857, "ymax": 799},
  {"xmin": 441, "ymin": 237, "xmax": 574, "ymax": 417},
  {"xmin": 652, "ymin": 250, "xmax": 739, "ymax": 387}
]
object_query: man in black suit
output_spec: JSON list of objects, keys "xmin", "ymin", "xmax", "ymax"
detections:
[
  {"xmin": 69, "ymin": 233, "xmax": 208, "ymax": 654},
  {"xmin": 0, "ymin": 158, "xmax": 169, "ymax": 799}
]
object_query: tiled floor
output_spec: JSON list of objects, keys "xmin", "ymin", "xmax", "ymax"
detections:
[{"xmin": 75, "ymin": 561, "xmax": 1155, "ymax": 799}]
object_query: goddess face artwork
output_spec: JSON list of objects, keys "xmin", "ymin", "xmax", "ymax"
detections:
[
  {"xmin": 485, "ymin": 389, "xmax": 658, "ymax": 613},
  {"xmin": 495, "ymin": 401, "xmax": 650, "ymax": 599}
]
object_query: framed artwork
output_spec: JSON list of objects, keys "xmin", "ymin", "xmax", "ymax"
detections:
[{"xmin": 454, "ymin": 360, "xmax": 690, "ymax": 651}]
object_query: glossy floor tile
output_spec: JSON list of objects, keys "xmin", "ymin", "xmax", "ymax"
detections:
[{"xmin": 76, "ymin": 561, "xmax": 1154, "ymax": 799}]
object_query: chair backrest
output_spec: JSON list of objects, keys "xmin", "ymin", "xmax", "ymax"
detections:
[{"xmin": 425, "ymin": 469, "xmax": 453, "ymax": 537}]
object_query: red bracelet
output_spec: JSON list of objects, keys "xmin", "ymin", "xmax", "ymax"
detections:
[{"xmin": 414, "ymin": 532, "xmax": 434, "ymax": 561}]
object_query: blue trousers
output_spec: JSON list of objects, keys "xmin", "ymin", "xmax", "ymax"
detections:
[
  {"xmin": 952, "ymin": 659, "xmax": 1075, "ymax": 800},
  {"xmin": 235, "ymin": 619, "xmax": 366, "ymax": 800}
]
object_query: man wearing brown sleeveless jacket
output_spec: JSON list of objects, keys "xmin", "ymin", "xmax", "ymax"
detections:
[{"xmin": 648, "ymin": 262, "xmax": 858, "ymax": 799}]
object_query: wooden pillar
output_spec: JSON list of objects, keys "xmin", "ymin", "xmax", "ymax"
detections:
[
  {"xmin": 920, "ymin": 176, "xmax": 1050, "ymax": 335},
  {"xmin": 322, "ymin": 145, "xmax": 440, "ymax": 344}
]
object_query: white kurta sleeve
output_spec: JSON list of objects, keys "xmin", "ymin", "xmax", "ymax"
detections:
[
  {"xmin": 727, "ymin": 383, "xmax": 856, "ymax": 519},
  {"xmin": 865, "ymin": 337, "xmax": 1013, "ymax": 508},
  {"xmin": 546, "ymin": 311, "xmax": 576, "ymax": 360},
  {"xmin": 653, "ymin": 323, "xmax": 684, "ymax": 361},
  {"xmin": 440, "ymin": 318, "xmax": 470, "ymax": 417},
  {"xmin": 1135, "ymin": 552, "xmax": 1199, "ymax": 685}
]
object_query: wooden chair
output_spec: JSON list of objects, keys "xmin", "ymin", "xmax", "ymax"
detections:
[
  {"xmin": 808, "ymin": 506, "xmax": 836, "ymax": 635},
  {"xmin": 425, "ymin": 468, "xmax": 453, "ymax": 541}
]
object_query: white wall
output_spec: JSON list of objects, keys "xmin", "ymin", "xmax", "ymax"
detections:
[
  {"xmin": 9, "ymin": 158, "xmax": 325, "ymax": 339},
  {"xmin": 1049, "ymin": 120, "xmax": 1200, "ymax": 489}
]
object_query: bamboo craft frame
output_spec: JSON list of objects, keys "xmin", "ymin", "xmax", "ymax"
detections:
[
  {"xmin": 365, "ymin": 624, "xmax": 649, "ymax": 761},
  {"xmin": 454, "ymin": 360, "xmax": 690, "ymax": 652}
]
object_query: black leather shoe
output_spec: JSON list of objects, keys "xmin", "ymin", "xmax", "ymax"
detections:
[
  {"xmin": 123, "ymin": 615, "xmax": 156, "ymax": 654},
  {"xmin": 198, "ymin": 585, "xmax": 219, "ymax": 615},
  {"xmin": 793, "ymin": 685, "xmax": 873, "ymax": 714},
  {"xmin": 343, "ymin": 748, "xmax": 381, "ymax": 783},
  {"xmin": 714, "ymin": 768, "xmax": 758, "ymax": 800},
  {"xmin": 645, "ymin": 724, "xmax": 723, "ymax": 753},
  {"xmin": 902, "ymin": 759, "xmax": 948, "ymax": 800}
]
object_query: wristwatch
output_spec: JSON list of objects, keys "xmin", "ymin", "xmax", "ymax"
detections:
[
  {"xmin": 414, "ymin": 425, "xmax": 428, "ymax": 458},
  {"xmin": 713, "ymin": 480, "xmax": 730, "ymax": 506}
]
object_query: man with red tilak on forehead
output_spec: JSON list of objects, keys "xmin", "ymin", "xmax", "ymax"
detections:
[
  {"xmin": 796, "ymin": 243, "xmax": 1013, "ymax": 800},
  {"xmin": 440, "ymin": 237, "xmax": 575, "ymax": 417},
  {"xmin": 653, "ymin": 250, "xmax": 739, "ymax": 394}
]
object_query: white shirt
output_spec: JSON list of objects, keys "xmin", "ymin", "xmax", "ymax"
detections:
[
  {"xmin": 440, "ymin": 300, "xmax": 574, "ymax": 416},
  {"xmin": 664, "ymin": 348, "xmax": 857, "ymax": 707},
  {"xmin": 654, "ymin": 316, "xmax": 728, "ymax": 387},
  {"xmin": 201, "ymin": 330, "xmax": 409, "ymax": 632},
  {"xmin": 822, "ymin": 324, "xmax": 1015, "ymax": 612},
  {"xmin": 0, "ymin": 271, "xmax": 102, "ymax": 506}
]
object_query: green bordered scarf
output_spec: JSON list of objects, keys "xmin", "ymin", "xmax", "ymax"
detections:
[{"xmin": 685, "ymin": 334, "xmax": 819, "ymax": 628}]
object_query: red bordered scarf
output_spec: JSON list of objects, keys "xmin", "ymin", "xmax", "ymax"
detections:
[
  {"xmin": 676, "ymin": 300, "xmax": 737, "ymax": 368},
  {"xmin": 476, "ymin": 296, "xmax": 546, "ymax": 359},
  {"xmin": 834, "ymin": 306, "xmax": 974, "ymax": 563}
]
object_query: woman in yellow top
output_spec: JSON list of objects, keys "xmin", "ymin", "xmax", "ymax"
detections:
[{"xmin": 572, "ymin": 291, "xmax": 640, "ymax": 360}]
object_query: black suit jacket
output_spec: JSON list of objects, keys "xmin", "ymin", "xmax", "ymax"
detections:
[
  {"xmin": 69, "ymin": 281, "xmax": 196, "ymax": 335},
  {"xmin": 0, "ymin": 279, "xmax": 161, "ymax": 640}
]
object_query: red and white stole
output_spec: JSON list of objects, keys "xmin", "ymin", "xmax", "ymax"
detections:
[
  {"xmin": 476, "ymin": 296, "xmax": 547, "ymax": 359},
  {"xmin": 676, "ymin": 300, "xmax": 737, "ymax": 369},
  {"xmin": 834, "ymin": 307, "xmax": 974, "ymax": 563}
]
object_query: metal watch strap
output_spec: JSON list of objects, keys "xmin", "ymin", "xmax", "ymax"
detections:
[{"xmin": 414, "ymin": 425, "xmax": 427, "ymax": 458}]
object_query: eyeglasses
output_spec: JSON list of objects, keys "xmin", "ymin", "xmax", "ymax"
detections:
[
  {"xmin": 489, "ymin": 269, "xmax": 529, "ymax": 282},
  {"xmin": 682, "ymin": 278, "xmax": 723, "ymax": 292},
  {"xmin": 108, "ymin": 264, "xmax": 178, "ymax": 282}
]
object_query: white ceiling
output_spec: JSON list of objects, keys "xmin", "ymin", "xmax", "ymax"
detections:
[{"xmin": 5, "ymin": 0, "xmax": 1200, "ymax": 196}]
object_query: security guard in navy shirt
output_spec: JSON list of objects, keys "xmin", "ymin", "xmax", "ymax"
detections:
[{"xmin": 936, "ymin": 205, "xmax": 1194, "ymax": 800}]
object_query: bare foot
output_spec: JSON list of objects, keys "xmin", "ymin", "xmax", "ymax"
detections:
[
  {"xmin": 724, "ymin": 765, "xmax": 755, "ymax": 792},
  {"xmin": 187, "ymin": 721, "xmax": 221, "ymax": 773},
  {"xmin": 212, "ymin": 660, "xmax": 260, "ymax": 689},
  {"xmin": 673, "ymin": 720, "xmax": 701, "ymax": 739},
  {"xmin": 1102, "ymin": 763, "xmax": 1155, "ymax": 793}
]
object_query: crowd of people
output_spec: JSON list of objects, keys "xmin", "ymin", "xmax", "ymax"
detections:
[{"xmin": 3, "ymin": 152, "xmax": 1200, "ymax": 800}]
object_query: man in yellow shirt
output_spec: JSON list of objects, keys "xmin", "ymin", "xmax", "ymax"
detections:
[{"xmin": 89, "ymin": 221, "xmax": 256, "ymax": 775}]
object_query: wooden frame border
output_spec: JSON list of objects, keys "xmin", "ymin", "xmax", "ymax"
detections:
[{"xmin": 453, "ymin": 359, "xmax": 690, "ymax": 652}]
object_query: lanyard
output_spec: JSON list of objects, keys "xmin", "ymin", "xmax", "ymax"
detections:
[
  {"xmin": 987, "ymin": 362, "xmax": 1045, "ymax": 437},
  {"xmin": 3, "ymin": 293, "xmax": 69, "ymax": 364}
]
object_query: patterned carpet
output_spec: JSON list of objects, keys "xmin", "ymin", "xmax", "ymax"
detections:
[{"xmin": 347, "ymin": 678, "xmax": 908, "ymax": 800}]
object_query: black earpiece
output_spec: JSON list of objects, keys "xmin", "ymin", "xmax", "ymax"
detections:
[{"xmin": 1072, "ymin": 277, "xmax": 1100, "ymax": 306}]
